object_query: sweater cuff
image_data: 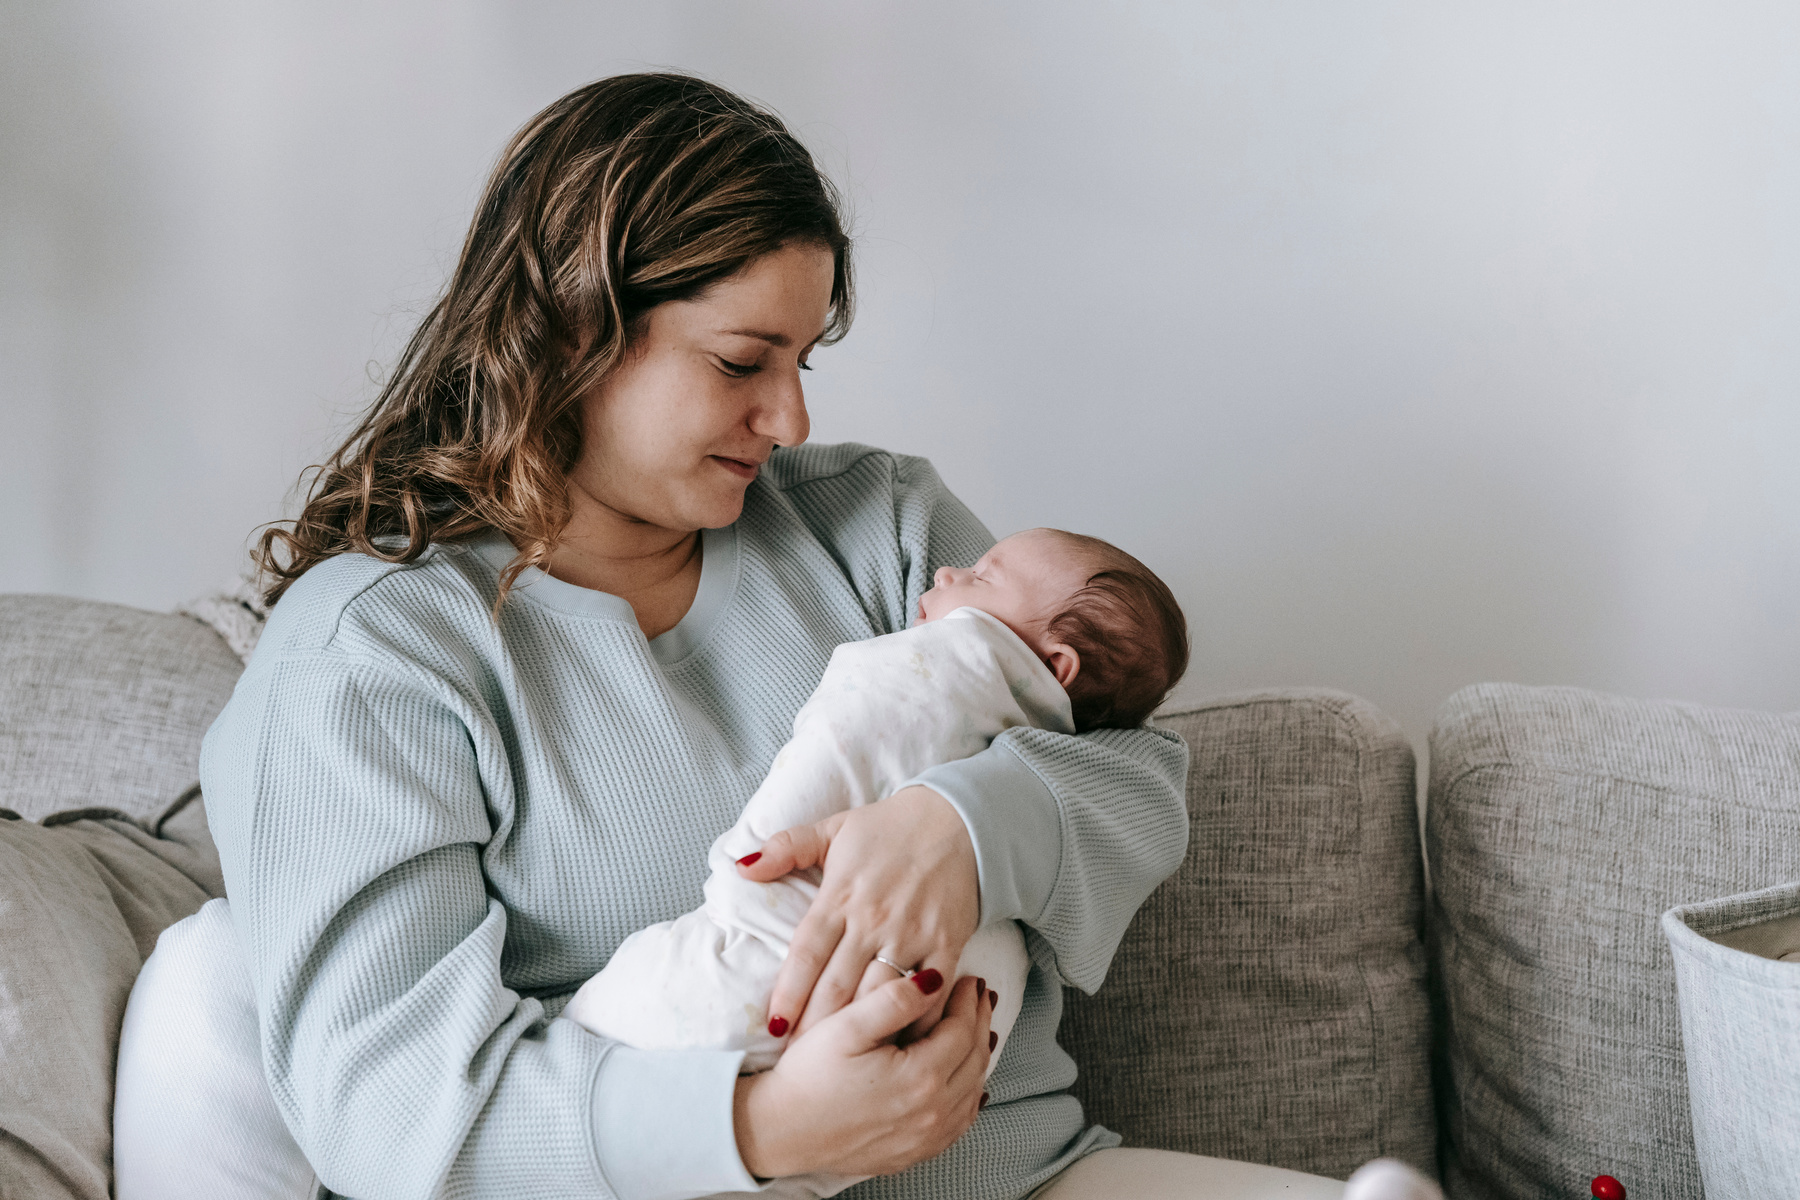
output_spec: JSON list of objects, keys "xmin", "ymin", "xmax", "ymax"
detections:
[
  {"xmin": 907, "ymin": 741, "xmax": 1061, "ymax": 927},
  {"xmin": 590, "ymin": 1046, "xmax": 765, "ymax": 1200}
]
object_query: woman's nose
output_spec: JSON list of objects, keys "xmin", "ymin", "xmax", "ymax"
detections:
[{"xmin": 752, "ymin": 370, "xmax": 810, "ymax": 448}]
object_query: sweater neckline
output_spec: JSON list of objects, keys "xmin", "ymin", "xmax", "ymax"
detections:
[{"xmin": 465, "ymin": 525, "xmax": 740, "ymax": 666}]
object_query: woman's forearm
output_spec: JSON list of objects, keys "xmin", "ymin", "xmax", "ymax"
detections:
[
  {"xmin": 733, "ymin": 1071, "xmax": 788, "ymax": 1178},
  {"xmin": 907, "ymin": 724, "xmax": 1190, "ymax": 992}
]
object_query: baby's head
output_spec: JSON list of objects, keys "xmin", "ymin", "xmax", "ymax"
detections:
[{"xmin": 918, "ymin": 528, "xmax": 1189, "ymax": 731}]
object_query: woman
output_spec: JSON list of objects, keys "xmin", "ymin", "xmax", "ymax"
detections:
[{"xmin": 206, "ymin": 73, "xmax": 1190, "ymax": 1198}]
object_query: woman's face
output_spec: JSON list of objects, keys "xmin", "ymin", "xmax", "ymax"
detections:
[{"xmin": 572, "ymin": 242, "xmax": 836, "ymax": 536}]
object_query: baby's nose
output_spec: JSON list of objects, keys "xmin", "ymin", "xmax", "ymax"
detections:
[{"xmin": 933, "ymin": 565, "xmax": 956, "ymax": 588}]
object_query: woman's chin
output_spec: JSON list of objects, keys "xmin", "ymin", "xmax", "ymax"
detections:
[{"xmin": 687, "ymin": 487, "xmax": 749, "ymax": 531}]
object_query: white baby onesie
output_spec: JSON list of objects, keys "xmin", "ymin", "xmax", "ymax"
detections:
[{"xmin": 562, "ymin": 607, "xmax": 1073, "ymax": 1197}]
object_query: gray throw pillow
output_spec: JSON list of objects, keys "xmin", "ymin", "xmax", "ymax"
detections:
[
  {"xmin": 0, "ymin": 791, "xmax": 223, "ymax": 1200},
  {"xmin": 1428, "ymin": 683, "xmax": 1800, "ymax": 1200},
  {"xmin": 1059, "ymin": 689, "xmax": 1435, "ymax": 1181},
  {"xmin": 0, "ymin": 596, "xmax": 243, "ymax": 824}
]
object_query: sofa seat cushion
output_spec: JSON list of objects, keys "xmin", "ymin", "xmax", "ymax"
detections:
[
  {"xmin": 0, "ymin": 792, "xmax": 223, "ymax": 1200},
  {"xmin": 0, "ymin": 596, "xmax": 244, "ymax": 823},
  {"xmin": 1058, "ymin": 689, "xmax": 1434, "ymax": 1181},
  {"xmin": 1427, "ymin": 683, "xmax": 1800, "ymax": 1200},
  {"xmin": 1031, "ymin": 1147, "xmax": 1347, "ymax": 1198}
]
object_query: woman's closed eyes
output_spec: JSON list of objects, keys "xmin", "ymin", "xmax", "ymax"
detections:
[{"xmin": 714, "ymin": 355, "xmax": 814, "ymax": 379}]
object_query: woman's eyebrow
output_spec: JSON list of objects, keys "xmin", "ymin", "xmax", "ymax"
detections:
[{"xmin": 718, "ymin": 325, "xmax": 831, "ymax": 348}]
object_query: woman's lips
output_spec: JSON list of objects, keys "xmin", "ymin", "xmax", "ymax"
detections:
[{"xmin": 711, "ymin": 455, "xmax": 760, "ymax": 480}]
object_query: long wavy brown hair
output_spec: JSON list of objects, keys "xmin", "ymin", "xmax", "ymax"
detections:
[{"xmin": 254, "ymin": 73, "xmax": 853, "ymax": 608}]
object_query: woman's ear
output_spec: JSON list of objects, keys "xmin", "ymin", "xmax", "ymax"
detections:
[{"xmin": 1043, "ymin": 642, "xmax": 1081, "ymax": 689}]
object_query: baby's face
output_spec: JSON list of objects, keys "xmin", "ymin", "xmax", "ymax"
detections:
[{"xmin": 916, "ymin": 529, "xmax": 1089, "ymax": 653}]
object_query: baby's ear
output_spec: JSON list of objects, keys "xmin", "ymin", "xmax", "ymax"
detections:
[{"xmin": 1043, "ymin": 642, "xmax": 1081, "ymax": 689}]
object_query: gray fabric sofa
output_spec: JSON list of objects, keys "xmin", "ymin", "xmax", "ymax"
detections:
[{"xmin": 2, "ymin": 594, "xmax": 1796, "ymax": 1199}]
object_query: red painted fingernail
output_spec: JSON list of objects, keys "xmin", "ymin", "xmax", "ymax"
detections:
[
  {"xmin": 737, "ymin": 852, "xmax": 762, "ymax": 867},
  {"xmin": 979, "ymin": 1092, "xmax": 990, "ymax": 1108},
  {"xmin": 912, "ymin": 968, "xmax": 944, "ymax": 995},
  {"xmin": 988, "ymin": 990, "xmax": 999, "ymax": 1010},
  {"xmin": 767, "ymin": 1015, "xmax": 789, "ymax": 1037},
  {"xmin": 989, "ymin": 1030, "xmax": 998, "ymax": 1051},
  {"xmin": 976, "ymin": 977, "xmax": 987, "ymax": 997}
]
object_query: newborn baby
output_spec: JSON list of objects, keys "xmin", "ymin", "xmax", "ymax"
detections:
[{"xmin": 562, "ymin": 527, "xmax": 1188, "ymax": 1196}]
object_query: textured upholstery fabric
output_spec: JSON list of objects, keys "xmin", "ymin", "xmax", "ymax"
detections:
[
  {"xmin": 0, "ymin": 596, "xmax": 244, "ymax": 823},
  {"xmin": 0, "ymin": 792, "xmax": 224, "ymax": 1200},
  {"xmin": 1427, "ymin": 683, "xmax": 1800, "ymax": 1200},
  {"xmin": 1059, "ymin": 689, "xmax": 1433, "ymax": 1181},
  {"xmin": 1663, "ymin": 882, "xmax": 1800, "ymax": 1200}
]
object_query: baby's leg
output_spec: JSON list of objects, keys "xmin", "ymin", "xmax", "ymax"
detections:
[
  {"xmin": 951, "ymin": 921, "xmax": 1031, "ymax": 1070},
  {"xmin": 562, "ymin": 878, "xmax": 805, "ymax": 1072},
  {"xmin": 564, "ymin": 886, "xmax": 1030, "ymax": 1079}
]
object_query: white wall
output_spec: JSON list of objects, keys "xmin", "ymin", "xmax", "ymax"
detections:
[{"xmin": 5, "ymin": 2, "xmax": 1798, "ymax": 763}]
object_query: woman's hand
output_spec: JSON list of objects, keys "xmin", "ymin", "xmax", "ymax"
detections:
[
  {"xmin": 738, "ymin": 785, "xmax": 980, "ymax": 1037},
  {"xmin": 734, "ymin": 972, "xmax": 996, "ymax": 1178}
]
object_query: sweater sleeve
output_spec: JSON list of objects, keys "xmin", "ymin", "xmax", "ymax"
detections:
[
  {"xmin": 884, "ymin": 455, "xmax": 1192, "ymax": 993},
  {"xmin": 203, "ymin": 651, "xmax": 762, "ymax": 1200},
  {"xmin": 906, "ymin": 726, "xmax": 1189, "ymax": 992}
]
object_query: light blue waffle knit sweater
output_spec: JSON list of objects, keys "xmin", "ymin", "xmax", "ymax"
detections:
[{"xmin": 201, "ymin": 443, "xmax": 1190, "ymax": 1200}]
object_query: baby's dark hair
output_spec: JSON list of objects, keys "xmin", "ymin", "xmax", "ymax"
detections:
[{"xmin": 1042, "ymin": 531, "xmax": 1190, "ymax": 731}]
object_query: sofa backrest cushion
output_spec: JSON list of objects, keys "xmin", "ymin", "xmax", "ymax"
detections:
[
  {"xmin": 1059, "ymin": 689, "xmax": 1435, "ymax": 1181},
  {"xmin": 1427, "ymin": 683, "xmax": 1800, "ymax": 1200},
  {"xmin": 0, "ymin": 596, "xmax": 243, "ymax": 823}
]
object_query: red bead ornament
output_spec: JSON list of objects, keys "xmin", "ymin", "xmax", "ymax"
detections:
[{"xmin": 1591, "ymin": 1176, "xmax": 1625, "ymax": 1200}]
